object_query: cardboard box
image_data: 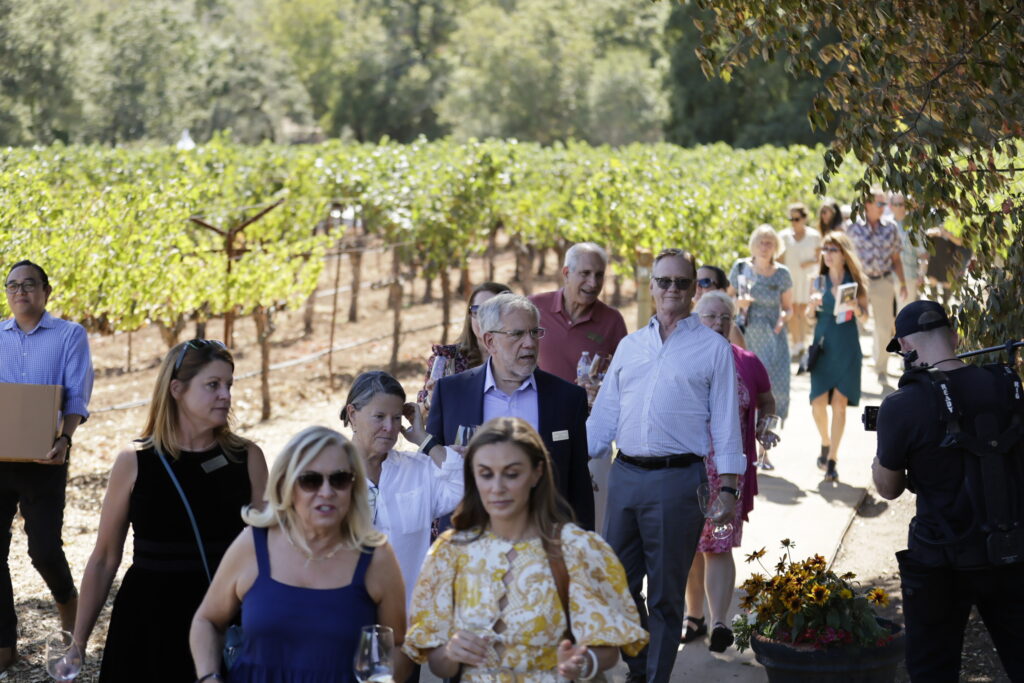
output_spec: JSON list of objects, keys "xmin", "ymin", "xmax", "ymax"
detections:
[{"xmin": 0, "ymin": 383, "xmax": 63, "ymax": 461}]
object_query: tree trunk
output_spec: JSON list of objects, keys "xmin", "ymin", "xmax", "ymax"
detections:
[
  {"xmin": 613, "ymin": 271, "xmax": 624, "ymax": 308},
  {"xmin": 440, "ymin": 267, "xmax": 452, "ymax": 345},
  {"xmin": 253, "ymin": 306, "xmax": 274, "ymax": 421},
  {"xmin": 328, "ymin": 242, "xmax": 344, "ymax": 388},
  {"xmin": 389, "ymin": 249, "xmax": 402, "ymax": 374},
  {"xmin": 554, "ymin": 238, "xmax": 569, "ymax": 275},
  {"xmin": 302, "ymin": 289, "xmax": 316, "ymax": 337},
  {"xmin": 407, "ymin": 261, "xmax": 418, "ymax": 307},
  {"xmin": 156, "ymin": 314, "xmax": 187, "ymax": 349},
  {"xmin": 223, "ymin": 309, "xmax": 235, "ymax": 349},
  {"xmin": 487, "ymin": 223, "xmax": 500, "ymax": 281},
  {"xmin": 516, "ymin": 240, "xmax": 534, "ymax": 295},
  {"xmin": 126, "ymin": 331, "xmax": 132, "ymax": 373},
  {"xmin": 349, "ymin": 249, "xmax": 363, "ymax": 323},
  {"xmin": 536, "ymin": 247, "xmax": 546, "ymax": 276},
  {"xmin": 422, "ymin": 270, "xmax": 435, "ymax": 304},
  {"xmin": 458, "ymin": 265, "xmax": 472, "ymax": 300}
]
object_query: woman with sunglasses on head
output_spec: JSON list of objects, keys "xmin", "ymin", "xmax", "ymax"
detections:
[
  {"xmin": 72, "ymin": 340, "xmax": 268, "ymax": 682},
  {"xmin": 417, "ymin": 282, "xmax": 512, "ymax": 410},
  {"xmin": 403, "ymin": 417, "xmax": 647, "ymax": 682},
  {"xmin": 191, "ymin": 426, "xmax": 409, "ymax": 682},
  {"xmin": 728, "ymin": 226, "xmax": 794, "ymax": 470},
  {"xmin": 817, "ymin": 198, "xmax": 844, "ymax": 235},
  {"xmin": 694, "ymin": 264, "xmax": 746, "ymax": 348},
  {"xmin": 778, "ymin": 202, "xmax": 822, "ymax": 359},
  {"xmin": 807, "ymin": 233, "xmax": 869, "ymax": 483},
  {"xmin": 342, "ymin": 371, "xmax": 463, "ymax": 608}
]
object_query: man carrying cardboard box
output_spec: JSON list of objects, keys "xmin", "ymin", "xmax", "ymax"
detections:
[{"xmin": 0, "ymin": 260, "xmax": 93, "ymax": 672}]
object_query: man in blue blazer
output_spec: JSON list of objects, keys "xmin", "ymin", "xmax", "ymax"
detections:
[{"xmin": 425, "ymin": 293, "xmax": 595, "ymax": 530}]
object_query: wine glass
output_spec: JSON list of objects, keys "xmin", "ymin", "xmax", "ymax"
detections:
[
  {"xmin": 44, "ymin": 630, "xmax": 82, "ymax": 681},
  {"xmin": 353, "ymin": 624, "xmax": 394, "ymax": 683},
  {"xmin": 455, "ymin": 608, "xmax": 517, "ymax": 681},
  {"xmin": 696, "ymin": 482, "xmax": 734, "ymax": 541},
  {"xmin": 455, "ymin": 424, "xmax": 478, "ymax": 448},
  {"xmin": 757, "ymin": 414, "xmax": 782, "ymax": 451},
  {"xmin": 587, "ymin": 354, "xmax": 611, "ymax": 383}
]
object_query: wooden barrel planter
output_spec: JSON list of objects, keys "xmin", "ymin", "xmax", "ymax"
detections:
[{"xmin": 751, "ymin": 619, "xmax": 905, "ymax": 682}]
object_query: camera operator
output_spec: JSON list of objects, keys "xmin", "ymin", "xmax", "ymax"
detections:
[{"xmin": 871, "ymin": 300, "xmax": 1024, "ymax": 681}]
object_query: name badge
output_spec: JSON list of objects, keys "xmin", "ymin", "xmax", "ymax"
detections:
[
  {"xmin": 201, "ymin": 454, "xmax": 229, "ymax": 474},
  {"xmin": 552, "ymin": 430, "xmax": 570, "ymax": 442}
]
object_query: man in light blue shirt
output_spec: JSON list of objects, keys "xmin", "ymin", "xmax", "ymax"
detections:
[
  {"xmin": 0, "ymin": 260, "xmax": 93, "ymax": 671},
  {"xmin": 588, "ymin": 249, "xmax": 743, "ymax": 683}
]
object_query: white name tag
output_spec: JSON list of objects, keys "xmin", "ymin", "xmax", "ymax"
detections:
[
  {"xmin": 201, "ymin": 454, "xmax": 229, "ymax": 474},
  {"xmin": 552, "ymin": 430, "xmax": 570, "ymax": 442}
]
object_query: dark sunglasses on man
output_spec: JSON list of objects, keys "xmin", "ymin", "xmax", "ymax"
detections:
[{"xmin": 651, "ymin": 276, "xmax": 694, "ymax": 290}]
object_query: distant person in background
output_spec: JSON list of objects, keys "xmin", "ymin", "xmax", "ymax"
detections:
[
  {"xmin": 418, "ymin": 282, "xmax": 511, "ymax": 408},
  {"xmin": 778, "ymin": 203, "xmax": 822, "ymax": 358},
  {"xmin": 839, "ymin": 203, "xmax": 853, "ymax": 231},
  {"xmin": 890, "ymin": 192, "xmax": 925, "ymax": 304},
  {"xmin": 846, "ymin": 186, "xmax": 907, "ymax": 385},
  {"xmin": 694, "ymin": 265, "xmax": 746, "ymax": 348},
  {"xmin": 1, "ymin": 260, "xmax": 93, "ymax": 674},
  {"xmin": 729, "ymin": 226, "xmax": 792, "ymax": 470},
  {"xmin": 808, "ymin": 233, "xmax": 869, "ymax": 483},
  {"xmin": 529, "ymin": 242, "xmax": 628, "ymax": 388},
  {"xmin": 924, "ymin": 226, "xmax": 972, "ymax": 306},
  {"xmin": 817, "ymin": 198, "xmax": 844, "ymax": 235}
]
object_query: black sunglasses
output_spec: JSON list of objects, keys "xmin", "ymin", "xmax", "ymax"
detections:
[
  {"xmin": 652, "ymin": 276, "xmax": 694, "ymax": 290},
  {"xmin": 296, "ymin": 470, "xmax": 355, "ymax": 492},
  {"xmin": 174, "ymin": 339, "xmax": 227, "ymax": 372}
]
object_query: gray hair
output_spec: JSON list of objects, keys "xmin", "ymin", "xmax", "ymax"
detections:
[
  {"xmin": 564, "ymin": 242, "xmax": 609, "ymax": 271},
  {"xmin": 477, "ymin": 292, "xmax": 539, "ymax": 335},
  {"xmin": 694, "ymin": 289, "xmax": 736, "ymax": 317},
  {"xmin": 340, "ymin": 371, "xmax": 405, "ymax": 426}
]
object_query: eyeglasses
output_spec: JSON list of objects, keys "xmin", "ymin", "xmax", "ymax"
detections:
[
  {"xmin": 4, "ymin": 280, "xmax": 38, "ymax": 294},
  {"xmin": 296, "ymin": 470, "xmax": 355, "ymax": 492},
  {"xmin": 789, "ymin": 216, "xmax": 805, "ymax": 222},
  {"xmin": 489, "ymin": 327, "xmax": 545, "ymax": 341},
  {"xmin": 651, "ymin": 276, "xmax": 694, "ymax": 290},
  {"xmin": 696, "ymin": 277, "xmax": 715, "ymax": 289},
  {"xmin": 469, "ymin": 304, "xmax": 480, "ymax": 316},
  {"xmin": 822, "ymin": 246, "xmax": 842, "ymax": 253},
  {"xmin": 874, "ymin": 201, "xmax": 888, "ymax": 206},
  {"xmin": 174, "ymin": 339, "xmax": 227, "ymax": 372},
  {"xmin": 699, "ymin": 313, "xmax": 733, "ymax": 323}
]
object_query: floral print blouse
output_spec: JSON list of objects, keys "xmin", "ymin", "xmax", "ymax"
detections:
[{"xmin": 403, "ymin": 524, "xmax": 648, "ymax": 682}]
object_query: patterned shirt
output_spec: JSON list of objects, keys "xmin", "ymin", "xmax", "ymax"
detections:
[
  {"xmin": 847, "ymin": 218, "xmax": 902, "ymax": 278},
  {"xmin": 586, "ymin": 313, "xmax": 746, "ymax": 475},
  {"xmin": 0, "ymin": 311, "xmax": 93, "ymax": 418}
]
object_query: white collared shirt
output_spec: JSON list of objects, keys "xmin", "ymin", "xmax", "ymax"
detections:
[
  {"xmin": 482, "ymin": 358, "xmax": 540, "ymax": 430},
  {"xmin": 586, "ymin": 313, "xmax": 746, "ymax": 475},
  {"xmin": 370, "ymin": 448, "xmax": 464, "ymax": 606}
]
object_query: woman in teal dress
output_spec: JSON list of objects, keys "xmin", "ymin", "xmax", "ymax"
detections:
[
  {"xmin": 808, "ymin": 232, "xmax": 869, "ymax": 483},
  {"xmin": 729, "ymin": 225, "xmax": 793, "ymax": 469}
]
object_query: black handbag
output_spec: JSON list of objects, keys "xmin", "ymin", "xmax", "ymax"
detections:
[
  {"xmin": 798, "ymin": 340, "xmax": 824, "ymax": 374},
  {"xmin": 157, "ymin": 451, "xmax": 244, "ymax": 671}
]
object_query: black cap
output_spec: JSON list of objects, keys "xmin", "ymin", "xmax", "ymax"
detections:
[{"xmin": 886, "ymin": 300, "xmax": 951, "ymax": 353}]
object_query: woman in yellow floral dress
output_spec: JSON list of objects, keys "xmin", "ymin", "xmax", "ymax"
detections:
[{"xmin": 403, "ymin": 417, "xmax": 647, "ymax": 682}]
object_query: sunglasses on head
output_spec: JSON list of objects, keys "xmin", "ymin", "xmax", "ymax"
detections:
[
  {"xmin": 174, "ymin": 339, "xmax": 227, "ymax": 372},
  {"xmin": 651, "ymin": 276, "xmax": 694, "ymax": 290},
  {"xmin": 296, "ymin": 470, "xmax": 355, "ymax": 492},
  {"xmin": 696, "ymin": 277, "xmax": 715, "ymax": 289}
]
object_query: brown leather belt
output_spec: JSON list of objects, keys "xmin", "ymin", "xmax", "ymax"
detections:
[{"xmin": 616, "ymin": 451, "xmax": 702, "ymax": 470}]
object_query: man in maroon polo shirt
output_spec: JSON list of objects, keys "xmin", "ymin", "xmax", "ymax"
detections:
[{"xmin": 529, "ymin": 242, "xmax": 628, "ymax": 386}]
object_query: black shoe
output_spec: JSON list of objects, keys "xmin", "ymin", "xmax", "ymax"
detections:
[
  {"xmin": 681, "ymin": 615, "xmax": 707, "ymax": 643},
  {"xmin": 817, "ymin": 445, "xmax": 829, "ymax": 470},
  {"xmin": 709, "ymin": 623, "xmax": 735, "ymax": 652},
  {"xmin": 625, "ymin": 674, "xmax": 647, "ymax": 683},
  {"xmin": 825, "ymin": 459, "xmax": 838, "ymax": 482}
]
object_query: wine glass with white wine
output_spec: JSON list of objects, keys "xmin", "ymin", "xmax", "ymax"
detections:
[
  {"xmin": 44, "ymin": 630, "xmax": 82, "ymax": 681},
  {"xmin": 354, "ymin": 624, "xmax": 395, "ymax": 683}
]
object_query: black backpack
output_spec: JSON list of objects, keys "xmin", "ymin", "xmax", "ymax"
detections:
[{"xmin": 899, "ymin": 363, "xmax": 1024, "ymax": 568}]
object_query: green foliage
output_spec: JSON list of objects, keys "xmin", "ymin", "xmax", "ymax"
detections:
[{"xmin": 688, "ymin": 0, "xmax": 1024, "ymax": 347}]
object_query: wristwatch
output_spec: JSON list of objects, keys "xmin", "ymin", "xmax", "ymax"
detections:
[
  {"xmin": 419, "ymin": 434, "xmax": 439, "ymax": 455},
  {"xmin": 720, "ymin": 485, "xmax": 740, "ymax": 500}
]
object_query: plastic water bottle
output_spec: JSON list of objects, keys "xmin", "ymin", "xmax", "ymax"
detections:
[{"xmin": 577, "ymin": 352, "xmax": 592, "ymax": 382}]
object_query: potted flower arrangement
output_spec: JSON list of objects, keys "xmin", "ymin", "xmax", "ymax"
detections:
[{"xmin": 732, "ymin": 540, "xmax": 905, "ymax": 682}]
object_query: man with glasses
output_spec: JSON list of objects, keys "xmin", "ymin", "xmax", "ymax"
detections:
[
  {"xmin": 425, "ymin": 292, "xmax": 594, "ymax": 529},
  {"xmin": 588, "ymin": 249, "xmax": 744, "ymax": 683},
  {"xmin": 528, "ymin": 242, "xmax": 628, "ymax": 386},
  {"xmin": 847, "ymin": 186, "xmax": 908, "ymax": 384},
  {"xmin": 0, "ymin": 260, "xmax": 93, "ymax": 672}
]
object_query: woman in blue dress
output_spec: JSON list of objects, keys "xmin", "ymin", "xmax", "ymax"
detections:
[
  {"xmin": 729, "ymin": 225, "xmax": 793, "ymax": 469},
  {"xmin": 190, "ymin": 426, "xmax": 409, "ymax": 682},
  {"xmin": 808, "ymin": 232, "xmax": 869, "ymax": 483}
]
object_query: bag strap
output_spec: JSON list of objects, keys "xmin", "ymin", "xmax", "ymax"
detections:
[
  {"xmin": 157, "ymin": 450, "xmax": 214, "ymax": 584},
  {"xmin": 544, "ymin": 529, "xmax": 573, "ymax": 643}
]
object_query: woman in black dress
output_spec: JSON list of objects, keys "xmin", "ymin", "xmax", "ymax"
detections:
[{"xmin": 72, "ymin": 339, "xmax": 267, "ymax": 681}]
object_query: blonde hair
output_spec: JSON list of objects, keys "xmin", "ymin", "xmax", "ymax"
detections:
[
  {"xmin": 748, "ymin": 224, "xmax": 783, "ymax": 262},
  {"xmin": 243, "ymin": 426, "xmax": 385, "ymax": 554},
  {"xmin": 139, "ymin": 341, "xmax": 249, "ymax": 460}
]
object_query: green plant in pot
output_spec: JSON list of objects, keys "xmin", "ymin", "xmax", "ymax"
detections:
[{"xmin": 733, "ymin": 540, "xmax": 905, "ymax": 682}]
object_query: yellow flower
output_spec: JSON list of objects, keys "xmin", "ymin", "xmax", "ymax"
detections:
[
  {"xmin": 841, "ymin": 571, "xmax": 857, "ymax": 580},
  {"xmin": 739, "ymin": 594, "xmax": 757, "ymax": 611},
  {"xmin": 783, "ymin": 595, "xmax": 803, "ymax": 612},
  {"xmin": 867, "ymin": 588, "xmax": 890, "ymax": 607},
  {"xmin": 840, "ymin": 589, "xmax": 854, "ymax": 600},
  {"xmin": 745, "ymin": 547, "xmax": 767, "ymax": 563},
  {"xmin": 808, "ymin": 585, "xmax": 830, "ymax": 605},
  {"xmin": 780, "ymin": 538, "xmax": 794, "ymax": 548},
  {"xmin": 804, "ymin": 555, "xmax": 827, "ymax": 573}
]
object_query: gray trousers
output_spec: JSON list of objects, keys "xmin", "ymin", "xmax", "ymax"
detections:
[{"xmin": 603, "ymin": 458, "xmax": 706, "ymax": 683}]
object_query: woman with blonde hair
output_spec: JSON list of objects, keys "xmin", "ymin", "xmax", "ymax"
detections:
[
  {"xmin": 191, "ymin": 425, "xmax": 408, "ymax": 682},
  {"xmin": 808, "ymin": 232, "xmax": 869, "ymax": 482},
  {"xmin": 403, "ymin": 417, "xmax": 647, "ymax": 681},
  {"xmin": 729, "ymin": 225, "xmax": 793, "ymax": 469},
  {"xmin": 72, "ymin": 340, "xmax": 267, "ymax": 682}
]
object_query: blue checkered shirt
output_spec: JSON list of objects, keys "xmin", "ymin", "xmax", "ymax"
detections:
[{"xmin": 0, "ymin": 311, "xmax": 94, "ymax": 419}]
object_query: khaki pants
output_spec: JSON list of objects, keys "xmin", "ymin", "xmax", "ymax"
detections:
[{"xmin": 867, "ymin": 274, "xmax": 896, "ymax": 374}]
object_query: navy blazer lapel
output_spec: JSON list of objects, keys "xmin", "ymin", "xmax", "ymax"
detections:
[
  {"xmin": 535, "ymin": 370, "xmax": 554, "ymax": 448},
  {"xmin": 465, "ymin": 363, "xmax": 487, "ymax": 426}
]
